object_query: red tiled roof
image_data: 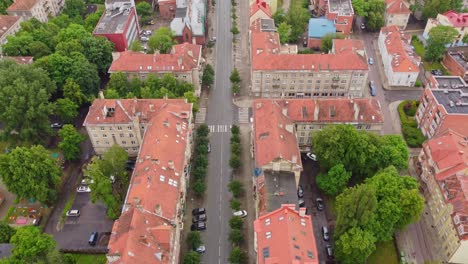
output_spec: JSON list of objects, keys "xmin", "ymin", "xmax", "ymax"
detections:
[
  {"xmin": 253, "ymin": 100, "xmax": 302, "ymax": 169},
  {"xmin": 254, "ymin": 204, "xmax": 319, "ymax": 264},
  {"xmin": 437, "ymin": 115, "xmax": 468, "ymax": 138},
  {"xmin": 443, "ymin": 10, "xmax": 468, "ymax": 27},
  {"xmin": 332, "ymin": 39, "xmax": 365, "ymax": 55},
  {"xmin": 1, "ymin": 56, "xmax": 33, "ymax": 64},
  {"xmin": 426, "ymin": 130, "xmax": 467, "ymax": 173},
  {"xmin": 250, "ymin": 0, "xmax": 271, "ymax": 18},
  {"xmin": 380, "ymin": 26, "xmax": 420, "ymax": 72},
  {"xmin": 385, "ymin": 0, "xmax": 410, "ymax": 14},
  {"xmin": 108, "ymin": 43, "xmax": 202, "ymax": 74},
  {"xmin": 0, "ymin": 15, "xmax": 20, "ymax": 38},
  {"xmin": 7, "ymin": 0, "xmax": 37, "ymax": 11}
]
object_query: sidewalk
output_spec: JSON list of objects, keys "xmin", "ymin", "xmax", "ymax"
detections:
[{"xmin": 388, "ymin": 101, "xmax": 403, "ymax": 135}]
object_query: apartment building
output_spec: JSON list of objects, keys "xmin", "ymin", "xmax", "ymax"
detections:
[
  {"xmin": 313, "ymin": 0, "xmax": 354, "ymax": 35},
  {"xmin": 423, "ymin": 11, "xmax": 468, "ymax": 47},
  {"xmin": 0, "ymin": 15, "xmax": 22, "ymax": 50},
  {"xmin": 253, "ymin": 204, "xmax": 319, "ymax": 263},
  {"xmin": 443, "ymin": 50, "xmax": 468, "ymax": 81},
  {"xmin": 93, "ymin": 0, "xmax": 139, "ymax": 52},
  {"xmin": 384, "ymin": 0, "xmax": 410, "ymax": 29},
  {"xmin": 84, "ymin": 99, "xmax": 193, "ymax": 264},
  {"xmin": 108, "ymin": 43, "xmax": 203, "ymax": 96},
  {"xmin": 250, "ymin": 19, "xmax": 369, "ymax": 98},
  {"xmin": 417, "ymin": 130, "xmax": 468, "ymax": 263},
  {"xmin": 416, "ymin": 76, "xmax": 468, "ymax": 138},
  {"xmin": 250, "ymin": 0, "xmax": 271, "ymax": 26},
  {"xmin": 170, "ymin": 0, "xmax": 206, "ymax": 45},
  {"xmin": 378, "ymin": 26, "xmax": 420, "ymax": 87},
  {"xmin": 7, "ymin": 0, "xmax": 63, "ymax": 23}
]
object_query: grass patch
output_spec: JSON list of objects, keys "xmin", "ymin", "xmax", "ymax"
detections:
[
  {"xmin": 398, "ymin": 100, "xmax": 425, "ymax": 148},
  {"xmin": 411, "ymin": 37, "xmax": 449, "ymax": 74},
  {"xmin": 59, "ymin": 192, "xmax": 76, "ymax": 224},
  {"xmin": 367, "ymin": 240, "xmax": 399, "ymax": 264},
  {"xmin": 70, "ymin": 254, "xmax": 106, "ymax": 264}
]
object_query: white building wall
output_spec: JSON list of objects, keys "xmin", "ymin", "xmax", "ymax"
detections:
[
  {"xmin": 449, "ymin": 240, "xmax": 468, "ymax": 263},
  {"xmin": 389, "ymin": 71, "xmax": 418, "ymax": 86}
]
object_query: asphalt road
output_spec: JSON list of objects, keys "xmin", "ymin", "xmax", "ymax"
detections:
[{"xmin": 202, "ymin": 0, "xmax": 235, "ymax": 263}]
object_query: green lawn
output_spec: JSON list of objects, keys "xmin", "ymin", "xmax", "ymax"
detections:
[
  {"xmin": 411, "ymin": 37, "xmax": 449, "ymax": 74},
  {"xmin": 70, "ymin": 254, "xmax": 106, "ymax": 264},
  {"xmin": 367, "ymin": 240, "xmax": 399, "ymax": 264}
]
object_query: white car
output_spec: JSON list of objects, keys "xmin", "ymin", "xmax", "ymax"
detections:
[
  {"xmin": 66, "ymin": 209, "xmax": 80, "ymax": 217},
  {"xmin": 140, "ymin": 36, "xmax": 149, "ymax": 42},
  {"xmin": 77, "ymin": 185, "xmax": 91, "ymax": 193},
  {"xmin": 81, "ymin": 178, "xmax": 94, "ymax": 185},
  {"xmin": 233, "ymin": 210, "xmax": 247, "ymax": 218},
  {"xmin": 196, "ymin": 245, "xmax": 206, "ymax": 253},
  {"xmin": 306, "ymin": 152, "xmax": 317, "ymax": 161}
]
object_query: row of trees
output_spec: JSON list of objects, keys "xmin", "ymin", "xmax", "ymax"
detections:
[
  {"xmin": 202, "ymin": 64, "xmax": 215, "ymax": 88},
  {"xmin": 273, "ymin": 0, "xmax": 310, "ymax": 43},
  {"xmin": 191, "ymin": 125, "xmax": 210, "ymax": 197},
  {"xmin": 230, "ymin": 68, "xmax": 241, "ymax": 95},
  {"xmin": 231, "ymin": 0, "xmax": 240, "ymax": 36},
  {"xmin": 129, "ymin": 27, "xmax": 177, "ymax": 54}
]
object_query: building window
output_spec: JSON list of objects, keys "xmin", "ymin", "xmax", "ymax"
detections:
[
  {"xmin": 279, "ymin": 216, "xmax": 284, "ymax": 221},
  {"xmin": 128, "ymin": 126, "xmax": 132, "ymax": 130},
  {"xmin": 366, "ymin": 125, "xmax": 371, "ymax": 130},
  {"xmin": 295, "ymin": 256, "xmax": 301, "ymax": 260},
  {"xmin": 262, "ymin": 247, "xmax": 270, "ymax": 258},
  {"xmin": 265, "ymin": 218, "xmax": 271, "ymax": 226},
  {"xmin": 117, "ymin": 126, "xmax": 122, "ymax": 130},
  {"xmin": 266, "ymin": 232, "xmax": 272, "ymax": 239},
  {"xmin": 122, "ymin": 141, "xmax": 127, "ymax": 144},
  {"xmin": 119, "ymin": 133, "xmax": 124, "ymax": 138},
  {"xmin": 96, "ymin": 140, "xmax": 100, "ymax": 145},
  {"xmin": 129, "ymin": 133, "xmax": 134, "ymax": 138},
  {"xmin": 131, "ymin": 141, "xmax": 136, "ymax": 144},
  {"xmin": 103, "ymin": 134, "xmax": 107, "ymax": 138},
  {"xmin": 357, "ymin": 125, "xmax": 362, "ymax": 129},
  {"xmin": 100, "ymin": 127, "xmax": 105, "ymax": 131}
]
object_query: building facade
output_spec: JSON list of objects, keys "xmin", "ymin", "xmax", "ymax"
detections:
[
  {"xmin": 417, "ymin": 130, "xmax": 468, "ymax": 263},
  {"xmin": 325, "ymin": 0, "xmax": 354, "ymax": 35},
  {"xmin": 0, "ymin": 15, "xmax": 22, "ymax": 50},
  {"xmin": 443, "ymin": 50, "xmax": 468, "ymax": 82},
  {"xmin": 108, "ymin": 43, "xmax": 203, "ymax": 96},
  {"xmin": 378, "ymin": 26, "xmax": 420, "ymax": 87},
  {"xmin": 93, "ymin": 0, "xmax": 139, "ymax": 52},
  {"xmin": 423, "ymin": 11, "xmax": 468, "ymax": 47},
  {"xmin": 384, "ymin": 0, "xmax": 410, "ymax": 29},
  {"xmin": 7, "ymin": 0, "xmax": 62, "ymax": 23}
]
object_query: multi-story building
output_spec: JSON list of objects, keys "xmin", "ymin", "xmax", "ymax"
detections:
[
  {"xmin": 384, "ymin": 0, "xmax": 410, "ymax": 29},
  {"xmin": 170, "ymin": 0, "xmax": 206, "ymax": 45},
  {"xmin": 417, "ymin": 129, "xmax": 468, "ymax": 263},
  {"xmin": 6, "ymin": 0, "xmax": 63, "ymax": 23},
  {"xmin": 0, "ymin": 15, "xmax": 22, "ymax": 50},
  {"xmin": 250, "ymin": 0, "xmax": 271, "ymax": 26},
  {"xmin": 253, "ymin": 204, "xmax": 319, "ymax": 263},
  {"xmin": 314, "ymin": 0, "xmax": 354, "ymax": 35},
  {"xmin": 443, "ymin": 50, "xmax": 468, "ymax": 82},
  {"xmin": 93, "ymin": 0, "xmax": 139, "ymax": 52},
  {"xmin": 307, "ymin": 17, "xmax": 336, "ymax": 49},
  {"xmin": 84, "ymin": 98, "xmax": 193, "ymax": 264},
  {"xmin": 108, "ymin": 43, "xmax": 203, "ymax": 96},
  {"xmin": 250, "ymin": 19, "xmax": 369, "ymax": 98},
  {"xmin": 378, "ymin": 26, "xmax": 420, "ymax": 87},
  {"xmin": 423, "ymin": 11, "xmax": 468, "ymax": 47},
  {"xmin": 416, "ymin": 76, "xmax": 468, "ymax": 138},
  {"xmin": 158, "ymin": 0, "xmax": 176, "ymax": 19}
]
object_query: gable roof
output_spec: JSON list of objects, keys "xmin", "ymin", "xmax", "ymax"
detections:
[
  {"xmin": 250, "ymin": 0, "xmax": 271, "ymax": 18},
  {"xmin": 385, "ymin": 0, "xmax": 410, "ymax": 14},
  {"xmin": 0, "ymin": 15, "xmax": 20, "ymax": 39},
  {"xmin": 380, "ymin": 26, "xmax": 420, "ymax": 73},
  {"xmin": 7, "ymin": 0, "xmax": 37, "ymax": 11}
]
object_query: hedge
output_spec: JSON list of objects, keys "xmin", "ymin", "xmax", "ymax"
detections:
[{"xmin": 398, "ymin": 100, "xmax": 425, "ymax": 148}]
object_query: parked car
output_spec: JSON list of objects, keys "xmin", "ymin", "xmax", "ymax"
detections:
[
  {"xmin": 298, "ymin": 199, "xmax": 305, "ymax": 208},
  {"xmin": 77, "ymin": 185, "xmax": 91, "ymax": 193},
  {"xmin": 233, "ymin": 210, "xmax": 247, "ymax": 218},
  {"xmin": 81, "ymin": 178, "xmax": 94, "ymax": 185},
  {"xmin": 192, "ymin": 214, "xmax": 207, "ymax": 223},
  {"xmin": 297, "ymin": 184, "xmax": 304, "ymax": 198},
  {"xmin": 140, "ymin": 36, "xmax": 149, "ymax": 42},
  {"xmin": 368, "ymin": 57, "xmax": 374, "ymax": 65},
  {"xmin": 50, "ymin": 122, "xmax": 63, "ymax": 128},
  {"xmin": 88, "ymin": 232, "xmax": 99, "ymax": 246},
  {"xmin": 369, "ymin": 81, "xmax": 376, "ymax": 96},
  {"xmin": 316, "ymin": 198, "xmax": 324, "ymax": 211},
  {"xmin": 360, "ymin": 23, "xmax": 366, "ymax": 30},
  {"xmin": 207, "ymin": 143, "xmax": 211, "ymax": 153},
  {"xmin": 326, "ymin": 245, "xmax": 334, "ymax": 259},
  {"xmin": 66, "ymin": 209, "xmax": 80, "ymax": 217},
  {"xmin": 195, "ymin": 245, "xmax": 206, "ymax": 253},
  {"xmin": 145, "ymin": 19, "xmax": 154, "ymax": 25},
  {"xmin": 322, "ymin": 226, "xmax": 330, "ymax": 241},
  {"xmin": 431, "ymin": 69, "xmax": 443, "ymax": 76},
  {"xmin": 142, "ymin": 30, "xmax": 152, "ymax": 36},
  {"xmin": 306, "ymin": 152, "xmax": 317, "ymax": 161},
  {"xmin": 192, "ymin": 208, "xmax": 206, "ymax": 216},
  {"xmin": 191, "ymin": 222, "xmax": 206, "ymax": 231}
]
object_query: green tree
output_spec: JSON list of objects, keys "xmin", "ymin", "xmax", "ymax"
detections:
[
  {"xmin": 0, "ymin": 146, "xmax": 61, "ymax": 204},
  {"xmin": 56, "ymin": 98, "xmax": 79, "ymax": 124},
  {"xmin": 229, "ymin": 247, "xmax": 247, "ymax": 264},
  {"xmin": 229, "ymin": 154, "xmax": 241, "ymax": 170},
  {"xmin": 422, "ymin": 0, "xmax": 462, "ymax": 21},
  {"xmin": 8, "ymin": 226, "xmax": 58, "ymax": 263},
  {"xmin": 463, "ymin": 34, "xmax": 468, "ymax": 43},
  {"xmin": 272, "ymin": 8, "xmax": 287, "ymax": 25},
  {"xmin": 57, "ymin": 23, "xmax": 90, "ymax": 42},
  {"xmin": 192, "ymin": 179, "xmax": 206, "ymax": 197},
  {"xmin": 84, "ymin": 12, "xmax": 103, "ymax": 32},
  {"xmin": 80, "ymin": 36, "xmax": 114, "ymax": 74},
  {"xmin": 316, "ymin": 164, "xmax": 351, "ymax": 196},
  {"xmin": 230, "ymin": 199, "xmax": 241, "ymax": 210},
  {"xmin": 231, "ymin": 142, "xmax": 242, "ymax": 156},
  {"xmin": 286, "ymin": 5, "xmax": 310, "ymax": 41},
  {"xmin": 351, "ymin": 0, "xmax": 385, "ymax": 31},
  {"xmin": 321, "ymin": 33, "xmax": 345, "ymax": 52},
  {"xmin": 230, "ymin": 68, "xmax": 241, "ymax": 84},
  {"xmin": 186, "ymin": 231, "xmax": 202, "ymax": 250},
  {"xmin": 229, "ymin": 229, "xmax": 244, "ymax": 245},
  {"xmin": 130, "ymin": 40, "xmax": 143, "ymax": 52},
  {"xmin": 202, "ymin": 64, "xmax": 215, "ymax": 87},
  {"xmin": 63, "ymin": 0, "xmax": 86, "ymax": 18},
  {"xmin": 366, "ymin": 11, "xmax": 385, "ymax": 31},
  {"xmin": 28, "ymin": 41, "xmax": 52, "ymax": 58},
  {"xmin": 148, "ymin": 27, "xmax": 176, "ymax": 54},
  {"xmin": 183, "ymin": 251, "xmax": 201, "ymax": 264},
  {"xmin": 107, "ymin": 72, "xmax": 131, "ymax": 97},
  {"xmin": 0, "ymin": 60, "xmax": 55, "ymax": 142},
  {"xmin": 0, "ymin": 223, "xmax": 16, "ymax": 243},
  {"xmin": 58, "ymin": 125, "xmax": 85, "ymax": 161},
  {"xmin": 0, "ymin": 0, "xmax": 13, "ymax": 15},
  {"xmin": 63, "ymin": 78, "xmax": 87, "ymax": 105},
  {"xmin": 229, "ymin": 216, "xmax": 243, "ymax": 229},
  {"xmin": 85, "ymin": 145, "xmax": 129, "ymax": 219},
  {"xmin": 184, "ymin": 91, "xmax": 199, "ymax": 113},
  {"xmin": 2, "ymin": 34, "xmax": 34, "ymax": 56},
  {"xmin": 56, "ymin": 39, "xmax": 84, "ymax": 56},
  {"xmin": 277, "ymin": 22, "xmax": 292, "ymax": 44},
  {"xmin": 231, "ymin": 125, "xmax": 240, "ymax": 134},
  {"xmin": 228, "ymin": 180, "xmax": 244, "ymax": 198},
  {"xmin": 197, "ymin": 124, "xmax": 210, "ymax": 138},
  {"xmin": 335, "ymin": 227, "xmax": 377, "ymax": 264},
  {"xmin": 136, "ymin": 2, "xmax": 152, "ymax": 22},
  {"xmin": 425, "ymin": 25, "xmax": 459, "ymax": 61}
]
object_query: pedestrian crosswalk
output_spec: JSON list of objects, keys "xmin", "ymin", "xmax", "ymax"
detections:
[
  {"xmin": 195, "ymin": 107, "xmax": 206, "ymax": 124},
  {"xmin": 208, "ymin": 125, "xmax": 232, "ymax": 133},
  {"xmin": 238, "ymin": 107, "xmax": 250, "ymax": 124}
]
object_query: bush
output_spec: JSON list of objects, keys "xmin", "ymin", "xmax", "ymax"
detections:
[
  {"xmin": 231, "ymin": 142, "xmax": 242, "ymax": 156},
  {"xmin": 197, "ymin": 124, "xmax": 210, "ymax": 138},
  {"xmin": 398, "ymin": 100, "xmax": 425, "ymax": 148},
  {"xmin": 231, "ymin": 26, "xmax": 239, "ymax": 35},
  {"xmin": 228, "ymin": 180, "xmax": 244, "ymax": 198},
  {"xmin": 415, "ymin": 79, "xmax": 422, "ymax": 87},
  {"xmin": 231, "ymin": 125, "xmax": 240, "ymax": 134},
  {"xmin": 230, "ymin": 133, "xmax": 241, "ymax": 144},
  {"xmin": 193, "ymin": 180, "xmax": 206, "ymax": 197},
  {"xmin": 187, "ymin": 231, "xmax": 202, "ymax": 250},
  {"xmin": 230, "ymin": 199, "xmax": 241, "ymax": 210},
  {"xmin": 229, "ymin": 229, "xmax": 244, "ymax": 245},
  {"xmin": 192, "ymin": 166, "xmax": 207, "ymax": 181},
  {"xmin": 229, "ymin": 154, "xmax": 241, "ymax": 170},
  {"xmin": 229, "ymin": 216, "xmax": 244, "ymax": 229},
  {"xmin": 229, "ymin": 247, "xmax": 248, "ymax": 264}
]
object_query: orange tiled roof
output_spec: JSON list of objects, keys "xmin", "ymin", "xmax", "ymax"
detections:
[
  {"xmin": 332, "ymin": 38, "xmax": 365, "ymax": 55},
  {"xmin": 380, "ymin": 26, "xmax": 420, "ymax": 72},
  {"xmin": 385, "ymin": 0, "xmax": 410, "ymax": 14},
  {"xmin": 437, "ymin": 115, "xmax": 468, "ymax": 138},
  {"xmin": 108, "ymin": 43, "xmax": 202, "ymax": 74},
  {"xmin": 254, "ymin": 204, "xmax": 319, "ymax": 264},
  {"xmin": 0, "ymin": 15, "xmax": 20, "ymax": 38},
  {"xmin": 7, "ymin": 0, "xmax": 37, "ymax": 11},
  {"xmin": 443, "ymin": 10, "xmax": 468, "ymax": 27},
  {"xmin": 250, "ymin": 0, "xmax": 271, "ymax": 18}
]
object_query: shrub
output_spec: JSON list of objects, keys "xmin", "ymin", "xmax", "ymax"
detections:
[
  {"xmin": 415, "ymin": 79, "xmax": 422, "ymax": 87},
  {"xmin": 197, "ymin": 124, "xmax": 210, "ymax": 138},
  {"xmin": 193, "ymin": 180, "xmax": 206, "ymax": 197},
  {"xmin": 398, "ymin": 101, "xmax": 425, "ymax": 148},
  {"xmin": 231, "ymin": 142, "xmax": 242, "ymax": 156},
  {"xmin": 228, "ymin": 180, "xmax": 244, "ymax": 198},
  {"xmin": 187, "ymin": 231, "xmax": 202, "ymax": 250},
  {"xmin": 230, "ymin": 199, "xmax": 241, "ymax": 210},
  {"xmin": 229, "ymin": 247, "xmax": 248, "ymax": 264},
  {"xmin": 229, "ymin": 229, "xmax": 244, "ymax": 245},
  {"xmin": 231, "ymin": 125, "xmax": 240, "ymax": 134},
  {"xmin": 230, "ymin": 133, "xmax": 241, "ymax": 144},
  {"xmin": 229, "ymin": 216, "xmax": 244, "ymax": 229},
  {"xmin": 229, "ymin": 154, "xmax": 241, "ymax": 170}
]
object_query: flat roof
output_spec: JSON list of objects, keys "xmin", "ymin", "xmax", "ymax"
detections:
[
  {"xmin": 435, "ymin": 76, "xmax": 467, "ymax": 90},
  {"xmin": 94, "ymin": 6, "xmax": 134, "ymax": 34},
  {"xmin": 328, "ymin": 0, "xmax": 353, "ymax": 16},
  {"xmin": 448, "ymin": 52, "xmax": 468, "ymax": 71},
  {"xmin": 308, "ymin": 17, "xmax": 336, "ymax": 38},
  {"xmin": 260, "ymin": 18, "xmax": 276, "ymax": 32},
  {"xmin": 264, "ymin": 171, "xmax": 299, "ymax": 212},
  {"xmin": 432, "ymin": 89, "xmax": 468, "ymax": 114}
]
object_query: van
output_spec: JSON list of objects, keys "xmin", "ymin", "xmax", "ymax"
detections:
[
  {"xmin": 88, "ymin": 232, "xmax": 99, "ymax": 246},
  {"xmin": 322, "ymin": 226, "xmax": 330, "ymax": 241}
]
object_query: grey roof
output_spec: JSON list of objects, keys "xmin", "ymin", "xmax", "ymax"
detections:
[
  {"xmin": 190, "ymin": 0, "xmax": 206, "ymax": 36},
  {"xmin": 175, "ymin": 7, "xmax": 187, "ymax": 17},
  {"xmin": 0, "ymin": 244, "xmax": 12, "ymax": 259},
  {"xmin": 260, "ymin": 19, "xmax": 276, "ymax": 32},
  {"xmin": 447, "ymin": 51, "xmax": 468, "ymax": 71},
  {"xmin": 435, "ymin": 76, "xmax": 467, "ymax": 90},
  {"xmin": 432, "ymin": 89, "xmax": 468, "ymax": 114},
  {"xmin": 328, "ymin": 0, "xmax": 353, "ymax": 16},
  {"xmin": 264, "ymin": 171, "xmax": 299, "ymax": 212},
  {"xmin": 94, "ymin": 6, "xmax": 134, "ymax": 34}
]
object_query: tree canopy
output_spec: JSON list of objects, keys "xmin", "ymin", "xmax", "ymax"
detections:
[
  {"xmin": 351, "ymin": 0, "xmax": 385, "ymax": 31},
  {"xmin": 62, "ymin": 0, "xmax": 86, "ymax": 19},
  {"xmin": 277, "ymin": 22, "xmax": 292, "ymax": 44},
  {"xmin": 321, "ymin": 33, "xmax": 345, "ymax": 53},
  {"xmin": 335, "ymin": 227, "xmax": 377, "ymax": 264},
  {"xmin": 425, "ymin": 25, "xmax": 459, "ymax": 62},
  {"xmin": 58, "ymin": 125, "xmax": 85, "ymax": 161},
  {"xmin": 421, "ymin": 0, "xmax": 462, "ymax": 21},
  {"xmin": 148, "ymin": 27, "xmax": 176, "ymax": 54},
  {"xmin": 316, "ymin": 164, "xmax": 352, "ymax": 196}
]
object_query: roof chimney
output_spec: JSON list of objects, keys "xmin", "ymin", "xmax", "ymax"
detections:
[{"xmin": 299, "ymin": 207, "xmax": 307, "ymax": 217}]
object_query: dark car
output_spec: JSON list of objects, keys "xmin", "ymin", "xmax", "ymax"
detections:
[
  {"xmin": 297, "ymin": 184, "xmax": 304, "ymax": 198},
  {"xmin": 298, "ymin": 199, "xmax": 305, "ymax": 208},
  {"xmin": 326, "ymin": 245, "xmax": 334, "ymax": 259},
  {"xmin": 191, "ymin": 222, "xmax": 206, "ymax": 231},
  {"xmin": 88, "ymin": 232, "xmax": 99, "ymax": 246},
  {"xmin": 369, "ymin": 81, "xmax": 376, "ymax": 96},
  {"xmin": 316, "ymin": 198, "xmax": 324, "ymax": 211},
  {"xmin": 192, "ymin": 208, "xmax": 206, "ymax": 215},
  {"xmin": 192, "ymin": 214, "xmax": 207, "ymax": 223}
]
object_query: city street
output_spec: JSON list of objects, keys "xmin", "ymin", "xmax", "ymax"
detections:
[{"xmin": 201, "ymin": 0, "xmax": 235, "ymax": 263}]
